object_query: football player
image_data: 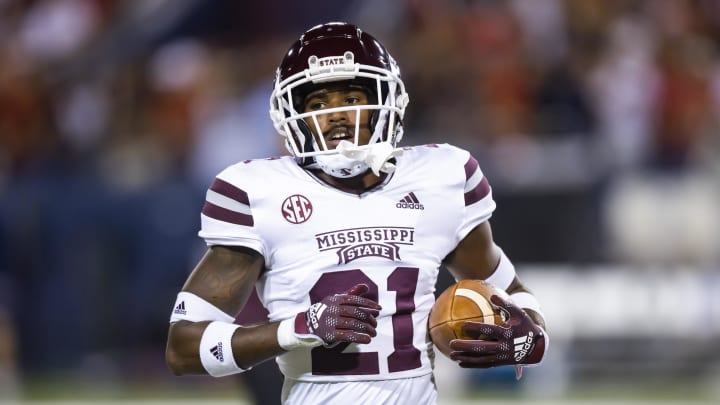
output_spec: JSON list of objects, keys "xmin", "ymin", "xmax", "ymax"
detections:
[{"xmin": 166, "ymin": 22, "xmax": 548, "ymax": 404}]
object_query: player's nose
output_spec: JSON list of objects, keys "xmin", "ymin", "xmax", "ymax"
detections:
[{"xmin": 326, "ymin": 107, "xmax": 349, "ymax": 123}]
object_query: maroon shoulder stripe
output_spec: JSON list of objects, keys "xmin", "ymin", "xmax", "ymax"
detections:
[
  {"xmin": 464, "ymin": 156, "xmax": 479, "ymax": 179},
  {"xmin": 463, "ymin": 156, "xmax": 490, "ymax": 206},
  {"xmin": 210, "ymin": 178, "xmax": 249, "ymax": 205},
  {"xmin": 202, "ymin": 201, "xmax": 254, "ymax": 226},
  {"xmin": 464, "ymin": 176, "xmax": 490, "ymax": 206}
]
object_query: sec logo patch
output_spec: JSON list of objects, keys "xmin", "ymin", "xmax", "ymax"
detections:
[{"xmin": 281, "ymin": 194, "xmax": 313, "ymax": 224}]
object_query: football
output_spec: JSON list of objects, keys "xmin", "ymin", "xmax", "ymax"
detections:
[{"xmin": 428, "ymin": 279, "xmax": 508, "ymax": 358}]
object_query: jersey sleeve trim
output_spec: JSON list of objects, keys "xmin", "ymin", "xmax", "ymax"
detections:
[
  {"xmin": 198, "ymin": 229, "xmax": 266, "ymax": 256},
  {"xmin": 456, "ymin": 152, "xmax": 496, "ymax": 241},
  {"xmin": 463, "ymin": 156, "xmax": 491, "ymax": 206},
  {"xmin": 209, "ymin": 177, "xmax": 250, "ymax": 204},
  {"xmin": 201, "ymin": 178, "xmax": 254, "ymax": 226}
]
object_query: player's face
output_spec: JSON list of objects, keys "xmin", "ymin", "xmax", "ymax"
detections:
[{"xmin": 302, "ymin": 85, "xmax": 372, "ymax": 150}]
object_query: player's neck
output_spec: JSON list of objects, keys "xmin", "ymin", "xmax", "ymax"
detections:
[{"xmin": 311, "ymin": 169, "xmax": 385, "ymax": 194}]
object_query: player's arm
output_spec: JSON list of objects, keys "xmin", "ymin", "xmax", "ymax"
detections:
[
  {"xmin": 442, "ymin": 221, "xmax": 549, "ymax": 370},
  {"xmin": 165, "ymin": 245, "xmax": 279, "ymax": 375},
  {"xmin": 166, "ymin": 245, "xmax": 382, "ymax": 377}
]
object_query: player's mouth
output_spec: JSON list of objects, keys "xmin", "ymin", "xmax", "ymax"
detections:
[{"xmin": 326, "ymin": 126, "xmax": 354, "ymax": 148}]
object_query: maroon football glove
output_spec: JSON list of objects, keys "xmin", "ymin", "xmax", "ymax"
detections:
[
  {"xmin": 293, "ymin": 283, "xmax": 382, "ymax": 347},
  {"xmin": 449, "ymin": 294, "xmax": 547, "ymax": 372}
]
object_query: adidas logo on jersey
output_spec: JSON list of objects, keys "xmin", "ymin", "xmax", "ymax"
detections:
[
  {"xmin": 513, "ymin": 331, "xmax": 535, "ymax": 362},
  {"xmin": 396, "ymin": 192, "xmax": 424, "ymax": 210},
  {"xmin": 210, "ymin": 343, "xmax": 224, "ymax": 362},
  {"xmin": 173, "ymin": 301, "xmax": 187, "ymax": 315}
]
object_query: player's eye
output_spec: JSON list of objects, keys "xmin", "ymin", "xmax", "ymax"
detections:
[{"xmin": 305, "ymin": 100, "xmax": 326, "ymax": 111}]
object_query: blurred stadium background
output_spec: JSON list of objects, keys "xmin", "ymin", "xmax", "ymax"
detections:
[{"xmin": 1, "ymin": 0, "xmax": 719, "ymax": 403}]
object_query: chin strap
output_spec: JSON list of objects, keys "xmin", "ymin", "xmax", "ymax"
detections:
[{"xmin": 336, "ymin": 140, "xmax": 403, "ymax": 176}]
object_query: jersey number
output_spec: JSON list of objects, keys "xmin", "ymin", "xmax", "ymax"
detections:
[{"xmin": 309, "ymin": 268, "xmax": 422, "ymax": 375}]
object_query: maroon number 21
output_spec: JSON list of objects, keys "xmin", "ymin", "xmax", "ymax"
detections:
[{"xmin": 308, "ymin": 267, "xmax": 422, "ymax": 375}]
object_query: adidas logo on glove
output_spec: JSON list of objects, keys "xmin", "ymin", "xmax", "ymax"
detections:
[
  {"xmin": 307, "ymin": 302, "xmax": 328, "ymax": 331},
  {"xmin": 513, "ymin": 331, "xmax": 535, "ymax": 362}
]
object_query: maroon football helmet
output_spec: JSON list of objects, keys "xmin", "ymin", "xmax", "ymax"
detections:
[{"xmin": 269, "ymin": 22, "xmax": 408, "ymax": 174}]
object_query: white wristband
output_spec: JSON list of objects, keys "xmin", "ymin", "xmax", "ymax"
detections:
[
  {"xmin": 277, "ymin": 316, "xmax": 322, "ymax": 351},
  {"xmin": 510, "ymin": 291, "xmax": 545, "ymax": 320},
  {"xmin": 199, "ymin": 321, "xmax": 244, "ymax": 377},
  {"xmin": 485, "ymin": 246, "xmax": 516, "ymax": 291}
]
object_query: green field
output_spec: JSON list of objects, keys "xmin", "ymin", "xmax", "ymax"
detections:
[{"xmin": 8, "ymin": 376, "xmax": 719, "ymax": 405}]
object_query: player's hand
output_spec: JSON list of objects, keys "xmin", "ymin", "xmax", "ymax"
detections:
[
  {"xmin": 293, "ymin": 283, "xmax": 382, "ymax": 347},
  {"xmin": 449, "ymin": 294, "xmax": 547, "ymax": 369}
]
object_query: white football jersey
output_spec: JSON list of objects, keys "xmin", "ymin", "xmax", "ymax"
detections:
[{"xmin": 199, "ymin": 143, "xmax": 496, "ymax": 382}]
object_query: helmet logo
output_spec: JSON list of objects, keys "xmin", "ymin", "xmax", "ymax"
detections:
[
  {"xmin": 281, "ymin": 194, "xmax": 313, "ymax": 224},
  {"xmin": 308, "ymin": 52, "xmax": 355, "ymax": 74},
  {"xmin": 315, "ymin": 56, "xmax": 344, "ymax": 66}
]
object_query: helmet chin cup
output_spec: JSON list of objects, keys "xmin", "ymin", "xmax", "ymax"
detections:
[
  {"xmin": 313, "ymin": 154, "xmax": 370, "ymax": 178},
  {"xmin": 310, "ymin": 141, "xmax": 401, "ymax": 178}
]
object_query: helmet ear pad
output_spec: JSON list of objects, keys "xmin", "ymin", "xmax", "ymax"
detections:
[
  {"xmin": 293, "ymin": 118, "xmax": 317, "ymax": 167},
  {"xmin": 369, "ymin": 109, "xmax": 404, "ymax": 143}
]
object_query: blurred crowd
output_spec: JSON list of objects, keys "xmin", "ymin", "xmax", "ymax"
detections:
[{"xmin": 0, "ymin": 0, "xmax": 719, "ymax": 393}]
